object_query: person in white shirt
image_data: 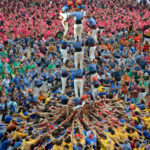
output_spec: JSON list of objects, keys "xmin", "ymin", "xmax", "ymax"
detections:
[
  {"xmin": 60, "ymin": 9, "xmax": 69, "ymax": 37},
  {"xmin": 2, "ymin": 75, "xmax": 10, "ymax": 88}
]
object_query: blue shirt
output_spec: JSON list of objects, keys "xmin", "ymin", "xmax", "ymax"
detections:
[
  {"xmin": 87, "ymin": 36, "xmax": 95, "ymax": 44},
  {"xmin": 14, "ymin": 141, "xmax": 22, "ymax": 148},
  {"xmin": 62, "ymin": 39, "xmax": 68, "ymax": 46},
  {"xmin": 23, "ymin": 77, "xmax": 31, "ymax": 88},
  {"xmin": 72, "ymin": 97, "xmax": 80, "ymax": 106},
  {"xmin": 62, "ymin": 68, "xmax": 68, "ymax": 77},
  {"xmin": 28, "ymin": 95, "xmax": 37, "ymax": 103},
  {"xmin": 73, "ymin": 144, "xmax": 82, "ymax": 150},
  {"xmin": 74, "ymin": 69, "xmax": 84, "ymax": 77},
  {"xmin": 87, "ymin": 18, "xmax": 96, "ymax": 27},
  {"xmin": 88, "ymin": 64, "xmax": 97, "ymax": 73},
  {"xmin": 12, "ymin": 76, "xmax": 21, "ymax": 85},
  {"xmin": 69, "ymin": 11, "xmax": 84, "ymax": 21},
  {"xmin": 62, "ymin": 5, "xmax": 70, "ymax": 12},
  {"xmin": 85, "ymin": 136, "xmax": 97, "ymax": 145},
  {"xmin": 41, "ymin": 72, "xmax": 49, "ymax": 81},
  {"xmin": 48, "ymin": 74, "xmax": 54, "ymax": 82},
  {"xmin": 0, "ymin": 139, "xmax": 11, "ymax": 150},
  {"xmin": 5, "ymin": 114, "xmax": 12, "ymax": 123},
  {"xmin": 16, "ymin": 84, "xmax": 24, "ymax": 91},
  {"xmin": 35, "ymin": 79, "xmax": 42, "ymax": 86},
  {"xmin": 73, "ymin": 41, "xmax": 82, "ymax": 49},
  {"xmin": 55, "ymin": 72, "xmax": 61, "ymax": 80},
  {"xmin": 120, "ymin": 143, "xmax": 132, "ymax": 150},
  {"xmin": 0, "ymin": 103, "xmax": 5, "ymax": 111}
]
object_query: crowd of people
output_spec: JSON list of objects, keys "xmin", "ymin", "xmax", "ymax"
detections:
[{"xmin": 0, "ymin": 0, "xmax": 150, "ymax": 150}]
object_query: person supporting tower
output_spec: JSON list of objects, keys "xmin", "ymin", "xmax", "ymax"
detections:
[
  {"xmin": 86, "ymin": 35, "xmax": 97, "ymax": 61},
  {"xmin": 87, "ymin": 15, "xmax": 98, "ymax": 43},
  {"xmin": 88, "ymin": 60, "xmax": 98, "ymax": 89},
  {"xmin": 60, "ymin": 38, "xmax": 68, "ymax": 65},
  {"xmin": 68, "ymin": 8, "xmax": 84, "ymax": 41},
  {"xmin": 73, "ymin": 39, "xmax": 84, "ymax": 69},
  {"xmin": 76, "ymin": 0, "xmax": 87, "ymax": 16},
  {"xmin": 61, "ymin": 67, "xmax": 69, "ymax": 94},
  {"xmin": 60, "ymin": 8, "xmax": 69, "ymax": 37},
  {"xmin": 60, "ymin": 1, "xmax": 73, "ymax": 37},
  {"xmin": 74, "ymin": 68, "xmax": 85, "ymax": 97}
]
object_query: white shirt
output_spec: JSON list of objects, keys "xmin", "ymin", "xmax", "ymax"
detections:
[
  {"xmin": 2, "ymin": 78, "xmax": 10, "ymax": 88},
  {"xmin": 60, "ymin": 12, "xmax": 68, "ymax": 22}
]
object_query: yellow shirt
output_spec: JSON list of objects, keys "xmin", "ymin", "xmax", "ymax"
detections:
[
  {"xmin": 98, "ymin": 86, "xmax": 104, "ymax": 92},
  {"xmin": 128, "ymin": 132, "xmax": 139, "ymax": 140},
  {"xmin": 134, "ymin": 107, "xmax": 141, "ymax": 114},
  {"xmin": 20, "ymin": 137, "xmax": 40, "ymax": 150},
  {"xmin": 52, "ymin": 145, "xmax": 63, "ymax": 150},
  {"xmin": 105, "ymin": 143, "xmax": 114, "ymax": 150},
  {"xmin": 45, "ymin": 98, "xmax": 50, "ymax": 104},
  {"xmin": 145, "ymin": 108, "xmax": 150, "ymax": 113},
  {"xmin": 133, "ymin": 148, "xmax": 142, "ymax": 150},
  {"xmin": 13, "ymin": 131, "xmax": 28, "ymax": 140},
  {"xmin": 20, "ymin": 111, "xmax": 28, "ymax": 119},
  {"xmin": 143, "ymin": 117, "xmax": 150, "ymax": 126},
  {"xmin": 106, "ymin": 132, "xmax": 120, "ymax": 143},
  {"xmin": 99, "ymin": 139, "xmax": 108, "ymax": 150},
  {"xmin": 62, "ymin": 142, "xmax": 73, "ymax": 150},
  {"xmin": 131, "ymin": 116, "xmax": 138, "ymax": 121},
  {"xmin": 118, "ymin": 132, "xmax": 128, "ymax": 142}
]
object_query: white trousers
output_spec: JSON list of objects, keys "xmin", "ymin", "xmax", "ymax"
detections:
[
  {"xmin": 60, "ymin": 48, "xmax": 68, "ymax": 64},
  {"xmin": 89, "ymin": 46, "xmax": 96, "ymax": 61},
  {"xmin": 115, "ymin": 58, "xmax": 121, "ymax": 65},
  {"xmin": 74, "ymin": 78, "xmax": 83, "ymax": 97},
  {"xmin": 104, "ymin": 87, "xmax": 110, "ymax": 94},
  {"xmin": 35, "ymin": 86, "xmax": 42, "ymax": 96},
  {"xmin": 62, "ymin": 21, "xmax": 68, "ymax": 37},
  {"xmin": 91, "ymin": 28, "xmax": 98, "ymax": 43},
  {"xmin": 74, "ymin": 24, "xmax": 83, "ymax": 41},
  {"xmin": 74, "ymin": 51, "xmax": 84, "ymax": 69},
  {"xmin": 61, "ymin": 77, "xmax": 67, "ymax": 94},
  {"xmin": 139, "ymin": 92, "xmax": 146, "ymax": 100},
  {"xmin": 92, "ymin": 88, "xmax": 98, "ymax": 99}
]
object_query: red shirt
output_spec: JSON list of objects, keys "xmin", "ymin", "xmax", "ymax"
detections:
[
  {"xmin": 145, "ymin": 56, "xmax": 150, "ymax": 64},
  {"xmin": 143, "ymin": 44, "xmax": 149, "ymax": 52}
]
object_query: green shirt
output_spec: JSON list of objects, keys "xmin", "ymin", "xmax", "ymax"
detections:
[
  {"xmin": 0, "ymin": 51, "xmax": 8, "ymax": 58},
  {"xmin": 0, "ymin": 86, "xmax": 8, "ymax": 93},
  {"xmin": 0, "ymin": 74, "xmax": 6, "ymax": 79},
  {"xmin": 0, "ymin": 60, "xmax": 4, "ymax": 73},
  {"xmin": 28, "ymin": 64, "xmax": 36, "ymax": 70},
  {"xmin": 18, "ymin": 68, "xmax": 24, "ymax": 74},
  {"xmin": 48, "ymin": 64, "xmax": 55, "ymax": 69},
  {"xmin": 13, "ymin": 62, "xmax": 20, "ymax": 67},
  {"xmin": 5, "ymin": 63, "xmax": 13, "ymax": 74},
  {"xmin": 122, "ymin": 70, "xmax": 133, "ymax": 77},
  {"xmin": 139, "ymin": 81, "xmax": 147, "ymax": 87}
]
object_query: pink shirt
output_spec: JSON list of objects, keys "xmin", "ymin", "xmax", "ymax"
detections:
[{"xmin": 145, "ymin": 56, "xmax": 150, "ymax": 65}]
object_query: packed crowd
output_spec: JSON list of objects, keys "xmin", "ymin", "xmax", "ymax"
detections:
[{"xmin": 0, "ymin": 0, "xmax": 150, "ymax": 150}]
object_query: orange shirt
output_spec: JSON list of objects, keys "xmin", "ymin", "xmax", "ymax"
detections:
[
  {"xmin": 7, "ymin": 122, "xmax": 16, "ymax": 131},
  {"xmin": 38, "ymin": 94, "xmax": 46, "ymax": 101},
  {"xmin": 100, "ymin": 44, "xmax": 106, "ymax": 50},
  {"xmin": 122, "ymin": 75, "xmax": 130, "ymax": 83}
]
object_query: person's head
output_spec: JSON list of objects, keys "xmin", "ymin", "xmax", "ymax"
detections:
[
  {"xmin": 77, "ymin": 142, "xmax": 83, "ymax": 148},
  {"xmin": 124, "ymin": 139, "xmax": 128, "ymax": 145},
  {"xmin": 64, "ymin": 145, "xmax": 69, "ymax": 150},
  {"xmin": 65, "ymin": 136, "xmax": 71, "ymax": 143},
  {"xmin": 55, "ymin": 139, "xmax": 62, "ymax": 146},
  {"xmin": 25, "ymin": 136, "xmax": 30, "ymax": 141},
  {"xmin": 135, "ymin": 141, "xmax": 140, "ymax": 148}
]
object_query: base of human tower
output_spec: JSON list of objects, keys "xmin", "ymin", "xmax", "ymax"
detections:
[{"xmin": 49, "ymin": 98, "xmax": 126, "ymax": 137}]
